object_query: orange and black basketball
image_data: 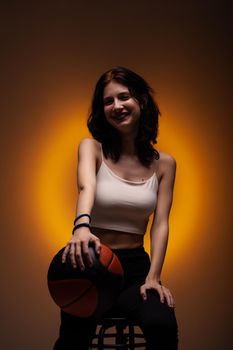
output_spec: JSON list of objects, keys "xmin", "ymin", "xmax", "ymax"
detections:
[{"xmin": 47, "ymin": 244, "xmax": 124, "ymax": 318}]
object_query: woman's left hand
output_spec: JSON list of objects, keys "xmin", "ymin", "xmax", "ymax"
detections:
[{"xmin": 140, "ymin": 279, "xmax": 175, "ymax": 308}]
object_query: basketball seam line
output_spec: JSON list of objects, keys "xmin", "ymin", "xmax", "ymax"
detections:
[
  {"xmin": 105, "ymin": 252, "xmax": 114, "ymax": 271},
  {"xmin": 61, "ymin": 251, "xmax": 115, "ymax": 309},
  {"xmin": 61, "ymin": 283, "xmax": 95, "ymax": 309}
]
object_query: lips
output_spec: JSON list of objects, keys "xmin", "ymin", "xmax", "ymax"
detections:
[{"xmin": 113, "ymin": 112, "xmax": 129, "ymax": 121}]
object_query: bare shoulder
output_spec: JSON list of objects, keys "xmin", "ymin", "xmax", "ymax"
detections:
[
  {"xmin": 158, "ymin": 150, "xmax": 176, "ymax": 166},
  {"xmin": 78, "ymin": 137, "xmax": 100, "ymax": 155},
  {"xmin": 78, "ymin": 137, "xmax": 99, "ymax": 148},
  {"xmin": 155, "ymin": 150, "xmax": 176, "ymax": 178}
]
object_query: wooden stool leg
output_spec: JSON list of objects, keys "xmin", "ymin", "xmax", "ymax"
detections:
[
  {"xmin": 97, "ymin": 324, "xmax": 106, "ymax": 350},
  {"xmin": 91, "ymin": 317, "xmax": 146, "ymax": 349},
  {"xmin": 116, "ymin": 323, "xmax": 127, "ymax": 349},
  {"xmin": 128, "ymin": 324, "xmax": 135, "ymax": 350}
]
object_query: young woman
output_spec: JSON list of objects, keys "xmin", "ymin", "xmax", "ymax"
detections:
[{"xmin": 54, "ymin": 66, "xmax": 179, "ymax": 349}]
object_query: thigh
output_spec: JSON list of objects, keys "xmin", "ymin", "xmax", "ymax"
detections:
[
  {"xmin": 113, "ymin": 247, "xmax": 177, "ymax": 324},
  {"xmin": 113, "ymin": 246, "xmax": 150, "ymax": 289},
  {"xmin": 116, "ymin": 284, "xmax": 178, "ymax": 330},
  {"xmin": 136, "ymin": 289, "xmax": 178, "ymax": 330},
  {"xmin": 138, "ymin": 290, "xmax": 179, "ymax": 349},
  {"xmin": 116, "ymin": 285, "xmax": 178, "ymax": 349}
]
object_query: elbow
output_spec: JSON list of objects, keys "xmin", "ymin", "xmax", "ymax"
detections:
[
  {"xmin": 78, "ymin": 183, "xmax": 96, "ymax": 194},
  {"xmin": 158, "ymin": 222, "xmax": 169, "ymax": 232},
  {"xmin": 151, "ymin": 221, "xmax": 169, "ymax": 236}
]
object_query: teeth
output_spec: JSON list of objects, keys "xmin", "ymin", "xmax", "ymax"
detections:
[{"xmin": 115, "ymin": 113, "xmax": 128, "ymax": 120}]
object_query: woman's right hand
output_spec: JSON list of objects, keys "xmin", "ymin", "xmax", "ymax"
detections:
[{"xmin": 61, "ymin": 227, "xmax": 101, "ymax": 270}]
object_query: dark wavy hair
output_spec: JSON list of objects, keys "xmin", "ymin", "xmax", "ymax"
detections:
[{"xmin": 87, "ymin": 66, "xmax": 161, "ymax": 167}]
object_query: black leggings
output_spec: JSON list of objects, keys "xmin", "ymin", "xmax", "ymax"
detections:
[{"xmin": 54, "ymin": 246, "xmax": 179, "ymax": 350}]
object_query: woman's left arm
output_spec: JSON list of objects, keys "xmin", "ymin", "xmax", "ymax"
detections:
[{"xmin": 140, "ymin": 154, "xmax": 177, "ymax": 308}]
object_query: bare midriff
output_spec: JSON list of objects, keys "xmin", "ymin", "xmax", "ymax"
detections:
[{"xmin": 91, "ymin": 227, "xmax": 144, "ymax": 249}]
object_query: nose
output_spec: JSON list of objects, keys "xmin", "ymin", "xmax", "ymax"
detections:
[{"xmin": 113, "ymin": 98, "xmax": 123, "ymax": 111}]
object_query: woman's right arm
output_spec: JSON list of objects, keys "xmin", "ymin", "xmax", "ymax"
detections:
[{"xmin": 62, "ymin": 138, "xmax": 101, "ymax": 270}]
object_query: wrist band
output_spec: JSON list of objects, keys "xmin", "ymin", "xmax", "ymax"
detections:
[
  {"xmin": 74, "ymin": 214, "xmax": 91, "ymax": 225},
  {"xmin": 72, "ymin": 222, "xmax": 91, "ymax": 235}
]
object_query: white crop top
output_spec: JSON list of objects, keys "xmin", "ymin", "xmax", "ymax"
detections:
[{"xmin": 91, "ymin": 146, "xmax": 159, "ymax": 235}]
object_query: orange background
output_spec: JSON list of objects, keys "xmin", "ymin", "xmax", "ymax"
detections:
[{"xmin": 1, "ymin": 2, "xmax": 232, "ymax": 349}]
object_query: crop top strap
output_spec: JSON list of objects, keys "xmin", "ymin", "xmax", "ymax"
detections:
[{"xmin": 100, "ymin": 143, "xmax": 104, "ymax": 162}]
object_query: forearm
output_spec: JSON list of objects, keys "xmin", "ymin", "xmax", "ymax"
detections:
[
  {"xmin": 75, "ymin": 186, "xmax": 96, "ymax": 224},
  {"xmin": 146, "ymin": 224, "xmax": 169, "ymax": 282},
  {"xmin": 63, "ymin": 185, "xmax": 100, "ymax": 267}
]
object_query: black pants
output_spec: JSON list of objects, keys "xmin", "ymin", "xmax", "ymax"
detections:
[{"xmin": 54, "ymin": 246, "xmax": 179, "ymax": 350}]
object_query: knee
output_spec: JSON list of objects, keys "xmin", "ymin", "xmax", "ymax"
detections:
[{"xmin": 140, "ymin": 308, "xmax": 178, "ymax": 335}]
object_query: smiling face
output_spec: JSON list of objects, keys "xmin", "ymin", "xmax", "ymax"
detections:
[{"xmin": 103, "ymin": 80, "xmax": 141, "ymax": 134}]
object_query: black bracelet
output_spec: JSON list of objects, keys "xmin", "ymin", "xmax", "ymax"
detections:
[
  {"xmin": 72, "ymin": 222, "xmax": 91, "ymax": 235},
  {"xmin": 74, "ymin": 214, "xmax": 91, "ymax": 225}
]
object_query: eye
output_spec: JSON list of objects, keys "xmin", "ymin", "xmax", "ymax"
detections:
[
  {"xmin": 119, "ymin": 94, "xmax": 130, "ymax": 101},
  {"xmin": 103, "ymin": 98, "xmax": 113, "ymax": 106}
]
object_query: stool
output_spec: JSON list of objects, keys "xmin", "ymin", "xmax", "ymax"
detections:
[{"xmin": 90, "ymin": 317, "xmax": 147, "ymax": 349}]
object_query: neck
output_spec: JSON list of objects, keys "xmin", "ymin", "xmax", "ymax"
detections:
[
  {"xmin": 120, "ymin": 134, "xmax": 137, "ymax": 156},
  {"xmin": 117, "ymin": 121, "xmax": 139, "ymax": 156}
]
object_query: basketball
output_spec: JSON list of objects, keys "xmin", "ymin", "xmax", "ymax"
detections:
[{"xmin": 47, "ymin": 243, "xmax": 124, "ymax": 318}]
